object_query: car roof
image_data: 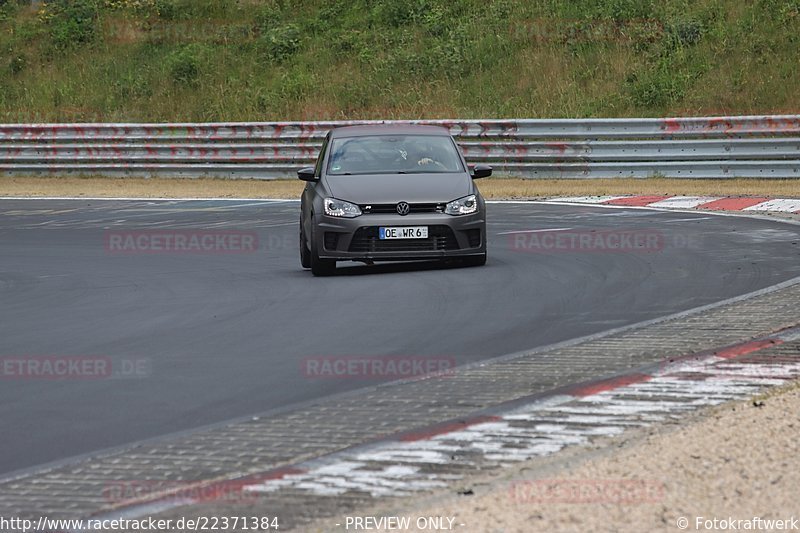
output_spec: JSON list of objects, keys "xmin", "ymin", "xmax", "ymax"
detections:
[{"xmin": 330, "ymin": 124, "xmax": 452, "ymax": 138}]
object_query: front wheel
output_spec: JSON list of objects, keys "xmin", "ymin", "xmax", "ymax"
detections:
[
  {"xmin": 310, "ymin": 229, "xmax": 336, "ymax": 276},
  {"xmin": 300, "ymin": 223, "xmax": 311, "ymax": 269}
]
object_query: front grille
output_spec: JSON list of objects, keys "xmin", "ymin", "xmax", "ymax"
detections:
[
  {"xmin": 360, "ymin": 203, "xmax": 443, "ymax": 215},
  {"xmin": 348, "ymin": 226, "xmax": 459, "ymax": 253}
]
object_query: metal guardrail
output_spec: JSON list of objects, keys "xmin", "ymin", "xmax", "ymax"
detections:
[{"xmin": 1, "ymin": 116, "xmax": 799, "ymax": 178}]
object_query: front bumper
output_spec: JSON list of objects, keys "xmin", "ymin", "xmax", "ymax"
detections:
[{"xmin": 313, "ymin": 212, "xmax": 486, "ymax": 261}]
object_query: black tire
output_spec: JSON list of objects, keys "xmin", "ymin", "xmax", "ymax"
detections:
[
  {"xmin": 462, "ymin": 253, "xmax": 487, "ymax": 267},
  {"xmin": 300, "ymin": 222, "xmax": 311, "ymax": 269},
  {"xmin": 310, "ymin": 228, "xmax": 336, "ymax": 276}
]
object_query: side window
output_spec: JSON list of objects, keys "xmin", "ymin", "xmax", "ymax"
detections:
[{"xmin": 314, "ymin": 133, "xmax": 330, "ymax": 177}]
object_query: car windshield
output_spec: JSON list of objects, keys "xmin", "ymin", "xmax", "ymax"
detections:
[{"xmin": 327, "ymin": 134, "xmax": 464, "ymax": 175}]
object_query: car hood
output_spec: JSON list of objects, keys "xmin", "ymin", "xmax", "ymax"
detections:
[{"xmin": 324, "ymin": 172, "xmax": 472, "ymax": 205}]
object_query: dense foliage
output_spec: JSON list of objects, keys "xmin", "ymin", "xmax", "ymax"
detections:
[{"xmin": 1, "ymin": 0, "xmax": 798, "ymax": 121}]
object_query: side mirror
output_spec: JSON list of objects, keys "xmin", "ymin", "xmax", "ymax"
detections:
[
  {"xmin": 297, "ymin": 167, "xmax": 317, "ymax": 181},
  {"xmin": 470, "ymin": 164, "xmax": 492, "ymax": 179}
]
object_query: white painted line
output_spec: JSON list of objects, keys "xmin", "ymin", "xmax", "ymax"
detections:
[
  {"xmin": 743, "ymin": 198, "xmax": 800, "ymax": 212},
  {"xmin": 777, "ymin": 330, "xmax": 800, "ymax": 342},
  {"xmin": 646, "ymin": 196, "xmax": 722, "ymax": 208},
  {"xmin": 542, "ymin": 196, "xmax": 629, "ymax": 204},
  {"xmin": 497, "ymin": 227, "xmax": 572, "ymax": 235},
  {"xmin": 246, "ymin": 462, "xmax": 445, "ymax": 497},
  {"xmin": 659, "ymin": 217, "xmax": 714, "ymax": 222},
  {"xmin": 523, "ymin": 200, "xmax": 800, "ymax": 230},
  {"xmin": 354, "ymin": 449, "xmax": 454, "ymax": 464}
]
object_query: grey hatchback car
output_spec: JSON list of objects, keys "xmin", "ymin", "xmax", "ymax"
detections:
[{"xmin": 298, "ymin": 125, "xmax": 491, "ymax": 276}]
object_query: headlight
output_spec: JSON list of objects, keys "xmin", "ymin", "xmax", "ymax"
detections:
[
  {"xmin": 324, "ymin": 198, "xmax": 362, "ymax": 218},
  {"xmin": 445, "ymin": 194, "xmax": 478, "ymax": 215}
]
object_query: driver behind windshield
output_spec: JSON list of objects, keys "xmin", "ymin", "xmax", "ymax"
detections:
[{"xmin": 411, "ymin": 140, "xmax": 448, "ymax": 170}]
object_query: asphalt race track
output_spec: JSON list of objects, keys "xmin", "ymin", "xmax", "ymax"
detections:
[{"xmin": 1, "ymin": 199, "xmax": 799, "ymax": 476}]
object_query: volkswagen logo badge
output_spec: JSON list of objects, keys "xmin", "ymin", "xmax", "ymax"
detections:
[{"xmin": 396, "ymin": 202, "xmax": 410, "ymax": 216}]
